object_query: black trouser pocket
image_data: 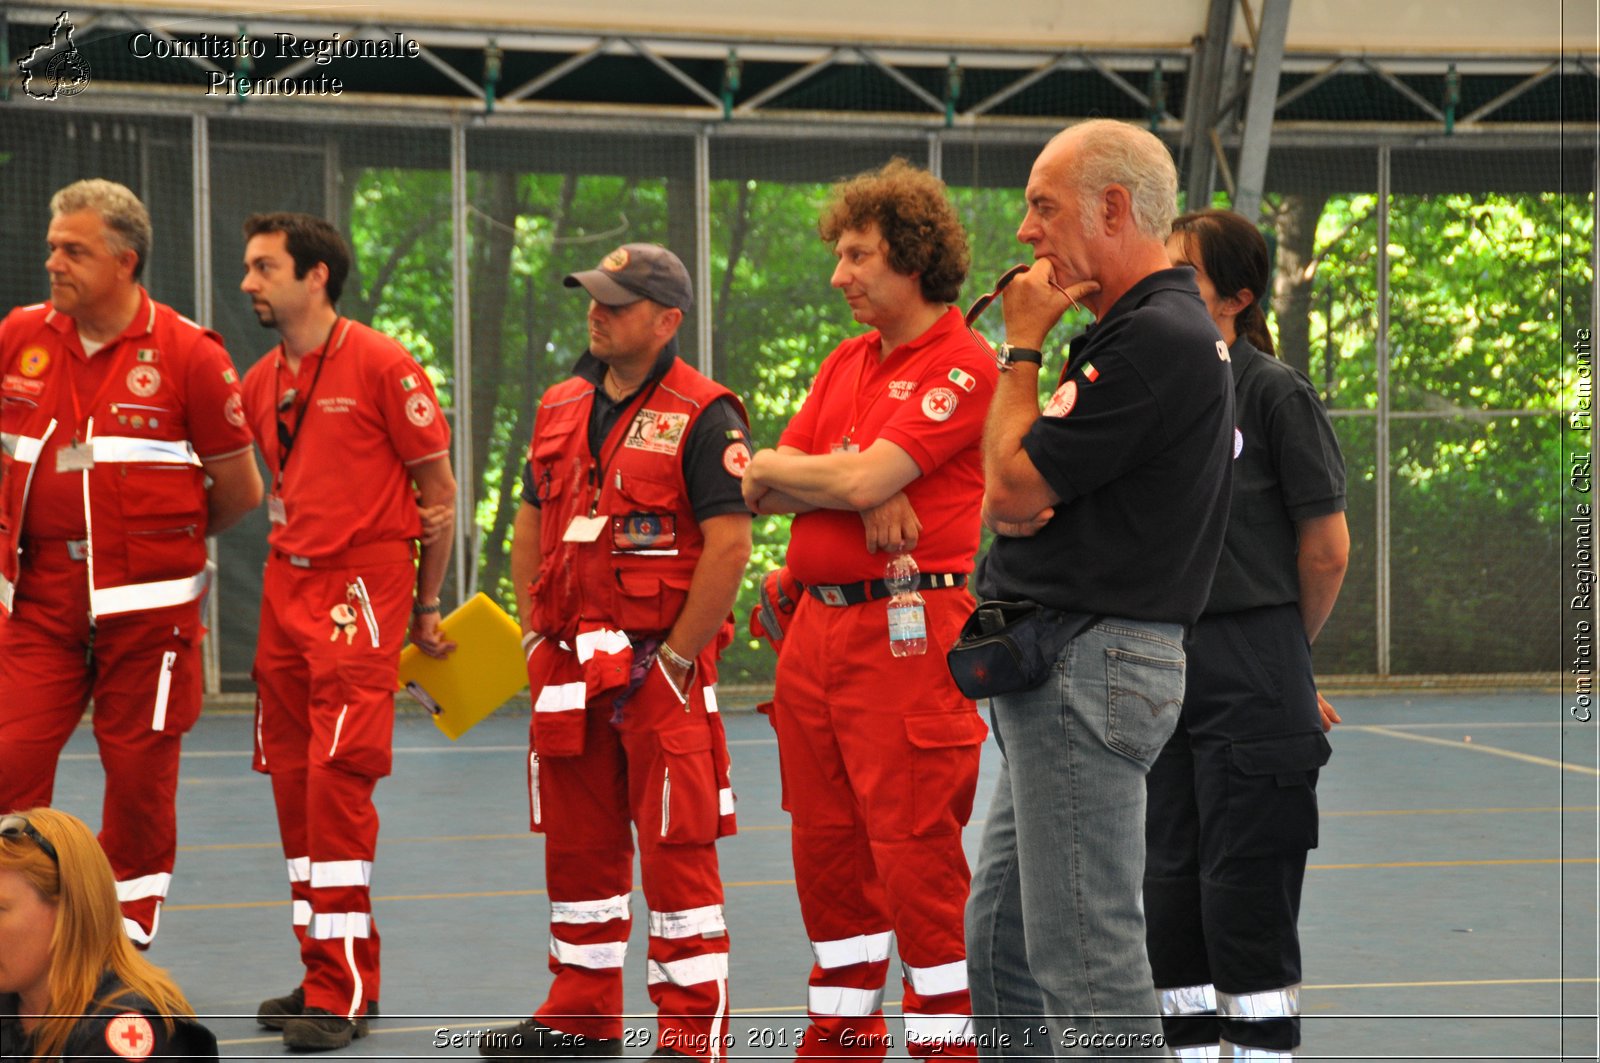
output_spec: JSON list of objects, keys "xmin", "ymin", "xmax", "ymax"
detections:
[{"xmin": 1223, "ymin": 731, "xmax": 1332, "ymax": 857}]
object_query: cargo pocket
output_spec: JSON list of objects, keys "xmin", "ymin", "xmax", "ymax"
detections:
[
  {"xmin": 653, "ymin": 725, "xmax": 719, "ymax": 845},
  {"xmin": 904, "ymin": 710, "xmax": 989, "ymax": 837},
  {"xmin": 119, "ymin": 464, "xmax": 205, "ymax": 581},
  {"xmin": 1103, "ymin": 644, "xmax": 1185, "ymax": 765},
  {"xmin": 1223, "ymin": 731, "xmax": 1332, "ymax": 858},
  {"xmin": 325, "ymin": 656, "xmax": 398, "ymax": 778},
  {"xmin": 149, "ymin": 618, "xmax": 203, "ymax": 735}
]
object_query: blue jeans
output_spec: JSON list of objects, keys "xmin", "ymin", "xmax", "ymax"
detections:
[{"xmin": 966, "ymin": 618, "xmax": 1185, "ymax": 1059}]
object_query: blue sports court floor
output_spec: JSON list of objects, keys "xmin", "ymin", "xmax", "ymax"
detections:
[{"xmin": 45, "ymin": 688, "xmax": 1600, "ymax": 1062}]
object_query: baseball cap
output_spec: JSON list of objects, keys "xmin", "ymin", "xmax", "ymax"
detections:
[{"xmin": 563, "ymin": 243, "xmax": 693, "ymax": 312}]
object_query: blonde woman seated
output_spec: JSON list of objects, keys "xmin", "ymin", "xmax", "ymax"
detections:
[{"xmin": 0, "ymin": 808, "xmax": 218, "ymax": 1061}]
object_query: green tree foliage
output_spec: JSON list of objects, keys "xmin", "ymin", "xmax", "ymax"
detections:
[{"xmin": 334, "ymin": 164, "xmax": 1581, "ymax": 681}]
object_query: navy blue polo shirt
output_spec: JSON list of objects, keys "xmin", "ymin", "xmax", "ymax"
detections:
[
  {"xmin": 976, "ymin": 267, "xmax": 1235, "ymax": 626},
  {"xmin": 1205, "ymin": 334, "xmax": 1346, "ymax": 614}
]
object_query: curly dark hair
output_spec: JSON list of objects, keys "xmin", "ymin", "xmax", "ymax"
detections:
[
  {"xmin": 242, "ymin": 212, "xmax": 351, "ymax": 306},
  {"xmin": 817, "ymin": 158, "xmax": 969, "ymax": 305}
]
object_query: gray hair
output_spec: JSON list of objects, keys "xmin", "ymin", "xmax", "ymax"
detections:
[
  {"xmin": 1058, "ymin": 120, "xmax": 1178, "ymax": 242},
  {"xmin": 50, "ymin": 179, "xmax": 151, "ymax": 280}
]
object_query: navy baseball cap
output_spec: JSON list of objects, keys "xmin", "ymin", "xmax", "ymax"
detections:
[{"xmin": 564, "ymin": 243, "xmax": 693, "ymax": 312}]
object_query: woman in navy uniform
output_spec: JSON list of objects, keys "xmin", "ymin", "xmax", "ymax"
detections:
[
  {"xmin": 1144, "ymin": 209, "xmax": 1350, "ymax": 1061},
  {"xmin": 0, "ymin": 808, "xmax": 218, "ymax": 1061}
]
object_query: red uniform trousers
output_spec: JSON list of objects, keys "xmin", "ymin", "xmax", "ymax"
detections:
[
  {"xmin": 0, "ymin": 543, "xmax": 201, "ymax": 946},
  {"xmin": 770, "ymin": 589, "xmax": 987, "ymax": 1060},
  {"xmin": 251, "ymin": 545, "xmax": 413, "ymax": 1020},
  {"xmin": 529, "ymin": 643, "xmax": 735, "ymax": 1063}
]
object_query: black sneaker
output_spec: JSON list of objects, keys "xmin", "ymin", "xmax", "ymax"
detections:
[
  {"xmin": 478, "ymin": 1020, "xmax": 622, "ymax": 1059},
  {"xmin": 258, "ymin": 988, "xmax": 380, "ymax": 1031},
  {"xmin": 282, "ymin": 1007, "xmax": 370, "ymax": 1052}
]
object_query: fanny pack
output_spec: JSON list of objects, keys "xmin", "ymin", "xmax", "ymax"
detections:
[{"xmin": 946, "ymin": 600, "xmax": 1099, "ymax": 699}]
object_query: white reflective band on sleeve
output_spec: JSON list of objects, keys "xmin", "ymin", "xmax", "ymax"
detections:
[
  {"xmin": 90, "ymin": 435, "xmax": 201, "ymax": 466},
  {"xmin": 807, "ymin": 985, "xmax": 885, "ymax": 1017},
  {"xmin": 719, "ymin": 787, "xmax": 735, "ymax": 816},
  {"xmin": 1159, "ymin": 983, "xmax": 1218, "ymax": 1017},
  {"xmin": 1219, "ymin": 1041, "xmax": 1291, "ymax": 1061},
  {"xmin": 903, "ymin": 1015, "xmax": 974, "ymax": 1043},
  {"xmin": 902, "ymin": 959, "xmax": 967, "ymax": 997},
  {"xmin": 0, "ymin": 571, "xmax": 13, "ymax": 612},
  {"xmin": 574, "ymin": 628, "xmax": 630, "ymax": 663},
  {"xmin": 647, "ymin": 952, "xmax": 730, "ymax": 987},
  {"xmin": 811, "ymin": 931, "xmax": 893, "ymax": 969},
  {"xmin": 4, "ymin": 433, "xmax": 46, "ymax": 463},
  {"xmin": 123, "ymin": 915, "xmax": 157, "ymax": 946},
  {"xmin": 549, "ymin": 937, "xmax": 628, "ymax": 969},
  {"xmin": 648, "ymin": 904, "xmax": 726, "ymax": 939},
  {"xmin": 703, "ymin": 687, "xmax": 719, "ymax": 714},
  {"xmin": 286, "ymin": 857, "xmax": 312, "ymax": 883},
  {"xmin": 292, "ymin": 900, "xmax": 313, "ymax": 927},
  {"xmin": 309, "ymin": 912, "xmax": 373, "ymax": 939},
  {"xmin": 1173, "ymin": 1045, "xmax": 1220, "ymax": 1061},
  {"xmin": 310, "ymin": 860, "xmax": 374, "ymax": 888},
  {"xmin": 1217, "ymin": 985, "xmax": 1300, "ymax": 1020},
  {"xmin": 535, "ymin": 682, "xmax": 587, "ymax": 714},
  {"xmin": 551, "ymin": 894, "xmax": 632, "ymax": 924},
  {"xmin": 90, "ymin": 569, "xmax": 208, "ymax": 616},
  {"xmin": 114, "ymin": 873, "xmax": 173, "ymax": 902}
]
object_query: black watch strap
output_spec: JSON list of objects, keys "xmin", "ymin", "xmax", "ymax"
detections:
[{"xmin": 997, "ymin": 343, "xmax": 1043, "ymax": 369}]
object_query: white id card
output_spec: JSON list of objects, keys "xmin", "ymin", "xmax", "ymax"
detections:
[
  {"xmin": 830, "ymin": 441, "xmax": 860, "ymax": 454},
  {"xmin": 562, "ymin": 514, "xmax": 608, "ymax": 542},
  {"xmin": 55, "ymin": 443, "xmax": 94, "ymax": 472},
  {"xmin": 266, "ymin": 495, "xmax": 288, "ymax": 525}
]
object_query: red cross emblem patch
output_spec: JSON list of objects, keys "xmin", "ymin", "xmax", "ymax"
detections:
[
  {"xmin": 125, "ymin": 366, "xmax": 161, "ymax": 398},
  {"xmin": 921, "ymin": 387, "xmax": 958, "ymax": 423}
]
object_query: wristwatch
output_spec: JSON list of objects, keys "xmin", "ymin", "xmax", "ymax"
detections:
[
  {"xmin": 995, "ymin": 343, "xmax": 1043, "ymax": 372},
  {"xmin": 412, "ymin": 599, "xmax": 441, "ymax": 616}
]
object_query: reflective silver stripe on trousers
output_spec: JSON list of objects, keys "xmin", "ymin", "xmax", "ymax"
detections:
[
  {"xmin": 115, "ymin": 873, "xmax": 173, "ymax": 902},
  {"xmin": 1173, "ymin": 1045, "xmax": 1220, "ymax": 1060},
  {"xmin": 551, "ymin": 895, "xmax": 632, "ymax": 924},
  {"xmin": 1160, "ymin": 983, "xmax": 1219, "ymax": 1016},
  {"xmin": 811, "ymin": 931, "xmax": 893, "ymax": 969},
  {"xmin": 902, "ymin": 959, "xmax": 967, "ymax": 997},
  {"xmin": 1220, "ymin": 1040, "xmax": 1293, "ymax": 1060},
  {"xmin": 648, "ymin": 904, "xmax": 726, "ymax": 939},
  {"xmin": 123, "ymin": 911, "xmax": 160, "ymax": 946},
  {"xmin": 90, "ymin": 435, "xmax": 202, "ymax": 465},
  {"xmin": 807, "ymin": 985, "xmax": 884, "ymax": 1017},
  {"xmin": 0, "ymin": 570, "xmax": 14, "ymax": 612},
  {"xmin": 647, "ymin": 953, "xmax": 729, "ymax": 987},
  {"xmin": 549, "ymin": 938, "xmax": 627, "ymax": 969},
  {"xmin": 1217, "ymin": 985, "xmax": 1300, "ymax": 1020},
  {"xmin": 310, "ymin": 860, "xmax": 373, "ymax": 888},
  {"xmin": 308, "ymin": 912, "xmax": 372, "ymax": 939},
  {"xmin": 90, "ymin": 568, "xmax": 209, "ymax": 616}
]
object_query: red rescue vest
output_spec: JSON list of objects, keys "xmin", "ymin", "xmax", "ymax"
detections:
[{"xmin": 0, "ymin": 299, "xmax": 217, "ymax": 617}]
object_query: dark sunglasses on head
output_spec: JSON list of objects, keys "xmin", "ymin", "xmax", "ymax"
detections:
[{"xmin": 0, "ymin": 814, "xmax": 60, "ymax": 866}]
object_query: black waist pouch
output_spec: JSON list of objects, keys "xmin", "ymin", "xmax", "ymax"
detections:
[{"xmin": 946, "ymin": 600, "xmax": 1099, "ymax": 699}]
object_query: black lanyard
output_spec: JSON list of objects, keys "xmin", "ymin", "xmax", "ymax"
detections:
[{"xmin": 273, "ymin": 319, "xmax": 337, "ymax": 489}]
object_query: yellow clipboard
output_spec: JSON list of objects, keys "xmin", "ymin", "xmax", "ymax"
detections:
[{"xmin": 397, "ymin": 592, "xmax": 528, "ymax": 740}]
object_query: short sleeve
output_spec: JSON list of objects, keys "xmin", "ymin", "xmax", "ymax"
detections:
[
  {"xmin": 876, "ymin": 349, "xmax": 997, "ymax": 474},
  {"xmin": 682, "ymin": 396, "xmax": 754, "ymax": 522},
  {"xmin": 1021, "ymin": 350, "xmax": 1167, "ymax": 504},
  {"xmin": 375, "ymin": 355, "xmax": 451, "ymax": 465},
  {"xmin": 1269, "ymin": 383, "xmax": 1347, "ymax": 521},
  {"xmin": 183, "ymin": 334, "xmax": 255, "ymax": 461}
]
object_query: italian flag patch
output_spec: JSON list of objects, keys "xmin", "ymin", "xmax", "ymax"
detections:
[
  {"xmin": 136, "ymin": 349, "xmax": 159, "ymax": 363},
  {"xmin": 948, "ymin": 367, "xmax": 977, "ymax": 392},
  {"xmin": 400, "ymin": 374, "xmax": 419, "ymax": 391},
  {"xmin": 1082, "ymin": 362, "xmax": 1099, "ymax": 382},
  {"xmin": 221, "ymin": 368, "xmax": 238, "ymax": 384}
]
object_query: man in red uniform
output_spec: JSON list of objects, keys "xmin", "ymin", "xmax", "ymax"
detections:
[
  {"xmin": 485, "ymin": 244, "xmax": 752, "ymax": 1063},
  {"xmin": 740, "ymin": 159, "xmax": 996, "ymax": 1059},
  {"xmin": 0, "ymin": 178, "xmax": 262, "ymax": 949},
  {"xmin": 237, "ymin": 213, "xmax": 456, "ymax": 1052}
]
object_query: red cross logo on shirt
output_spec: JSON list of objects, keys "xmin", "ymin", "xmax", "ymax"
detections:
[
  {"xmin": 928, "ymin": 393, "xmax": 951, "ymax": 414},
  {"xmin": 105, "ymin": 1013, "xmax": 155, "ymax": 1060},
  {"xmin": 125, "ymin": 365, "xmax": 161, "ymax": 397},
  {"xmin": 921, "ymin": 387, "xmax": 958, "ymax": 423}
]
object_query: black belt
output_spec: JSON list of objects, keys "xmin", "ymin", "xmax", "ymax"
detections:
[{"xmin": 805, "ymin": 572, "xmax": 966, "ymax": 607}]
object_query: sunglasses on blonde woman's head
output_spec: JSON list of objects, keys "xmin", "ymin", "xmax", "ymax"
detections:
[{"xmin": 0, "ymin": 814, "xmax": 60, "ymax": 867}]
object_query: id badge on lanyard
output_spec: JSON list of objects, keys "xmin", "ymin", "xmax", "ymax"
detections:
[{"xmin": 56, "ymin": 442, "xmax": 94, "ymax": 472}]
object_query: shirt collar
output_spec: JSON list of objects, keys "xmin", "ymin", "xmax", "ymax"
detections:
[
  {"xmin": 572, "ymin": 334, "xmax": 679, "ymax": 388},
  {"xmin": 865, "ymin": 305, "xmax": 961, "ymax": 363},
  {"xmin": 44, "ymin": 287, "xmax": 157, "ymax": 345},
  {"xmin": 1092, "ymin": 267, "xmax": 1203, "ymax": 331}
]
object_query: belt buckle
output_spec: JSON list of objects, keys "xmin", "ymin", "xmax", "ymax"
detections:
[
  {"xmin": 817, "ymin": 585, "xmax": 847, "ymax": 607},
  {"xmin": 66, "ymin": 539, "xmax": 88, "ymax": 562}
]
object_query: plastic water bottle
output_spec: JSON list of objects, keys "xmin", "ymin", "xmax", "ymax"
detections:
[{"xmin": 885, "ymin": 552, "xmax": 928, "ymax": 657}]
